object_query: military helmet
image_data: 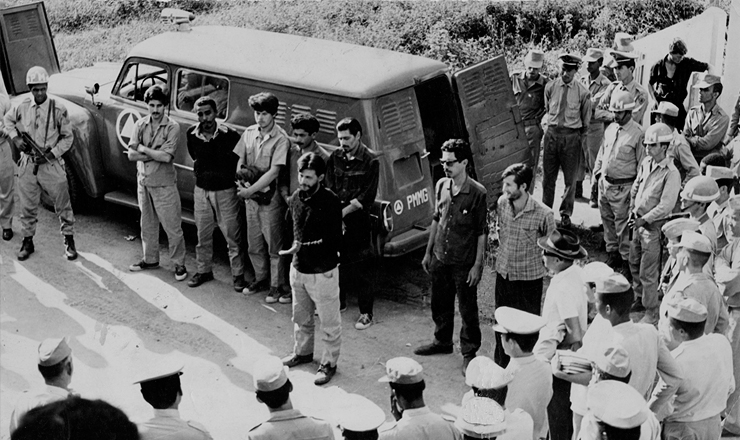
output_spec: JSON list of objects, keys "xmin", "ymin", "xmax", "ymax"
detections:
[
  {"xmin": 644, "ymin": 123, "xmax": 673, "ymax": 145},
  {"xmin": 26, "ymin": 66, "xmax": 50, "ymax": 86},
  {"xmin": 680, "ymin": 175, "xmax": 720, "ymax": 203},
  {"xmin": 609, "ymin": 89, "xmax": 635, "ymax": 112}
]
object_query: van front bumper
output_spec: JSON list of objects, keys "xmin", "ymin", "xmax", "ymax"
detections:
[{"xmin": 382, "ymin": 226, "xmax": 429, "ymax": 258}]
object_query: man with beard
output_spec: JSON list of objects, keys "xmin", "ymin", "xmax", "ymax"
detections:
[
  {"xmin": 511, "ymin": 49, "xmax": 547, "ymax": 189},
  {"xmin": 416, "ymin": 139, "xmax": 487, "ymax": 375},
  {"xmin": 281, "ymin": 114, "xmax": 330, "ymax": 204},
  {"xmin": 683, "ymin": 75, "xmax": 730, "ymax": 164},
  {"xmin": 279, "ymin": 152, "xmax": 342, "ymax": 386},
  {"xmin": 492, "ymin": 163, "xmax": 555, "ymax": 367}
]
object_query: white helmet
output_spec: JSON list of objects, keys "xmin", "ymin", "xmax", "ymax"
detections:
[{"xmin": 26, "ymin": 66, "xmax": 49, "ymax": 85}]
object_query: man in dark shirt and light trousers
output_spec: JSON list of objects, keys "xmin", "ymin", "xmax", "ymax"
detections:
[{"xmin": 415, "ymin": 139, "xmax": 487, "ymax": 375}]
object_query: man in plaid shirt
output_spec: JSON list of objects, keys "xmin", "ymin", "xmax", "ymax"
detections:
[{"xmin": 494, "ymin": 163, "xmax": 556, "ymax": 367}]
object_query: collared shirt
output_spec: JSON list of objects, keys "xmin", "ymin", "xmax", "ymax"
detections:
[
  {"xmin": 684, "ymin": 103, "xmax": 730, "ymax": 159},
  {"xmin": 571, "ymin": 314, "xmax": 614, "ymax": 416},
  {"xmin": 726, "ymin": 94, "xmax": 740, "ymax": 143},
  {"xmin": 505, "ymin": 354, "xmax": 553, "ymax": 439},
  {"xmin": 631, "ymin": 156, "xmax": 681, "ymax": 224},
  {"xmin": 186, "ymin": 121, "xmax": 241, "ymax": 191},
  {"xmin": 593, "ymin": 119, "xmax": 645, "ymax": 180},
  {"xmin": 432, "ymin": 176, "xmax": 488, "ymax": 266},
  {"xmin": 379, "ymin": 406, "xmax": 462, "ymax": 440},
  {"xmin": 541, "ymin": 264, "xmax": 588, "ymax": 333},
  {"xmin": 698, "ymin": 214, "xmax": 718, "ymax": 255},
  {"xmin": 4, "ymin": 96, "xmax": 73, "ymax": 158},
  {"xmin": 324, "ymin": 143, "xmax": 379, "ymax": 211},
  {"xmin": 580, "ymin": 72, "xmax": 612, "ymax": 123},
  {"xmin": 659, "ymin": 271, "xmax": 728, "ymax": 338},
  {"xmin": 649, "ymin": 56, "xmax": 708, "ymax": 109},
  {"xmin": 496, "ymin": 193, "xmax": 556, "ymax": 280},
  {"xmin": 667, "ymin": 129, "xmax": 700, "ymax": 184},
  {"xmin": 139, "ymin": 409, "xmax": 213, "ymax": 440},
  {"xmin": 543, "ymin": 77, "xmax": 591, "ymax": 129},
  {"xmin": 130, "ymin": 114, "xmax": 180, "ymax": 187},
  {"xmin": 716, "ymin": 239, "xmax": 740, "ymax": 306},
  {"xmin": 664, "ymin": 334, "xmax": 734, "ymax": 422},
  {"xmin": 233, "ymin": 122, "xmax": 290, "ymax": 208},
  {"xmin": 9, "ymin": 385, "xmax": 71, "ymax": 434},
  {"xmin": 511, "ymin": 71, "xmax": 547, "ymax": 123},
  {"xmin": 287, "ymin": 186, "xmax": 342, "ymax": 274},
  {"xmin": 708, "ymin": 198, "xmax": 730, "ymax": 250},
  {"xmin": 598, "ymin": 79, "xmax": 649, "ymax": 125},
  {"xmin": 282, "ymin": 141, "xmax": 331, "ymax": 199},
  {"xmin": 248, "ymin": 408, "xmax": 334, "ymax": 440}
]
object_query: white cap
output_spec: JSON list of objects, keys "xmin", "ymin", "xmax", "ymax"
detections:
[
  {"xmin": 661, "ymin": 218, "xmax": 701, "ymax": 241},
  {"xmin": 492, "ymin": 307, "xmax": 546, "ymax": 335},
  {"xmin": 38, "ymin": 337, "xmax": 72, "ymax": 367},
  {"xmin": 678, "ymin": 231, "xmax": 712, "ymax": 254},
  {"xmin": 455, "ymin": 397, "xmax": 507, "ymax": 438},
  {"xmin": 595, "ymin": 273, "xmax": 631, "ymax": 294},
  {"xmin": 582, "ymin": 262, "xmax": 614, "ymax": 283},
  {"xmin": 378, "ymin": 357, "xmax": 423, "ymax": 384},
  {"xmin": 587, "ymin": 381, "xmax": 649, "ymax": 429},
  {"xmin": 592, "ymin": 345, "xmax": 630, "ymax": 378},
  {"xmin": 132, "ymin": 359, "xmax": 184, "ymax": 385},
  {"xmin": 666, "ymin": 297, "xmax": 708, "ymax": 323},
  {"xmin": 253, "ymin": 355, "xmax": 289, "ymax": 392},
  {"xmin": 336, "ymin": 394, "xmax": 386, "ymax": 432},
  {"xmin": 465, "ymin": 356, "xmax": 514, "ymax": 390}
]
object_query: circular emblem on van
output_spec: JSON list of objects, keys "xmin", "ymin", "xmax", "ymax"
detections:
[
  {"xmin": 393, "ymin": 200, "xmax": 403, "ymax": 215},
  {"xmin": 116, "ymin": 109, "xmax": 142, "ymax": 148}
]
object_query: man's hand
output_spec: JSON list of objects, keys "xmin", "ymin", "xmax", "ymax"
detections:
[
  {"xmin": 236, "ymin": 181, "xmax": 254, "ymax": 199},
  {"xmin": 421, "ymin": 253, "xmax": 432, "ymax": 274},
  {"xmin": 467, "ymin": 263, "xmax": 483, "ymax": 286},
  {"xmin": 12, "ymin": 137, "xmax": 30, "ymax": 153},
  {"xmin": 628, "ymin": 216, "xmax": 647, "ymax": 229},
  {"xmin": 279, "ymin": 241, "xmax": 301, "ymax": 256}
]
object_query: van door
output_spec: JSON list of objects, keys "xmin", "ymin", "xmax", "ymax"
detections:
[{"xmin": 451, "ymin": 55, "xmax": 529, "ymax": 206}]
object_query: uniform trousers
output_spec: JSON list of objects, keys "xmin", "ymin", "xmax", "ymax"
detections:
[
  {"xmin": 493, "ymin": 274, "xmax": 543, "ymax": 367},
  {"xmin": 290, "ymin": 265, "xmax": 341, "ymax": 366},
  {"xmin": 0, "ymin": 140, "xmax": 15, "ymax": 229},
  {"xmin": 430, "ymin": 256, "xmax": 481, "ymax": 358},
  {"xmin": 577, "ymin": 122, "xmax": 605, "ymax": 181},
  {"xmin": 542, "ymin": 127, "xmax": 582, "ymax": 218},
  {"xmin": 525, "ymin": 124, "xmax": 543, "ymax": 192},
  {"xmin": 629, "ymin": 223, "xmax": 663, "ymax": 312},
  {"xmin": 137, "ymin": 183, "xmax": 185, "ymax": 265},
  {"xmin": 723, "ymin": 307, "xmax": 740, "ymax": 434},
  {"xmin": 246, "ymin": 199, "xmax": 285, "ymax": 288},
  {"xmin": 663, "ymin": 415, "xmax": 721, "ymax": 440},
  {"xmin": 194, "ymin": 186, "xmax": 244, "ymax": 276},
  {"xmin": 18, "ymin": 156, "xmax": 74, "ymax": 237},
  {"xmin": 598, "ymin": 179, "xmax": 632, "ymax": 260},
  {"xmin": 548, "ymin": 376, "xmax": 573, "ymax": 440}
]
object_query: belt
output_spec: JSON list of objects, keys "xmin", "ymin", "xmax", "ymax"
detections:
[
  {"xmin": 604, "ymin": 175, "xmax": 636, "ymax": 185},
  {"xmin": 523, "ymin": 119, "xmax": 540, "ymax": 127},
  {"xmin": 547, "ymin": 126, "xmax": 581, "ymax": 134}
]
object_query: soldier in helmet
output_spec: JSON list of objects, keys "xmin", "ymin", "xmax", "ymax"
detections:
[
  {"xmin": 652, "ymin": 101, "xmax": 700, "ymax": 186},
  {"xmin": 3, "ymin": 66, "xmax": 77, "ymax": 261},
  {"xmin": 598, "ymin": 49, "xmax": 648, "ymax": 126},
  {"xmin": 680, "ymin": 175, "xmax": 720, "ymax": 254},
  {"xmin": 628, "ymin": 123, "xmax": 681, "ymax": 324},
  {"xmin": 592, "ymin": 90, "xmax": 645, "ymax": 276}
]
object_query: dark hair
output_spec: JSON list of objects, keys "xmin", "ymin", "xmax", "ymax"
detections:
[
  {"xmin": 597, "ymin": 421, "xmax": 641, "ymax": 440},
  {"xmin": 297, "ymin": 152, "xmax": 326, "ymax": 177},
  {"xmin": 502, "ymin": 163, "xmax": 533, "ymax": 191},
  {"xmin": 659, "ymin": 113, "xmax": 678, "ymax": 128},
  {"xmin": 717, "ymin": 178, "xmax": 735, "ymax": 192},
  {"xmin": 472, "ymin": 385, "xmax": 507, "ymax": 406},
  {"xmin": 248, "ymin": 92, "xmax": 279, "ymax": 115},
  {"xmin": 140, "ymin": 374, "xmax": 182, "ymax": 410},
  {"xmin": 597, "ymin": 289, "xmax": 634, "ymax": 316},
  {"xmin": 336, "ymin": 117, "xmax": 362, "ymax": 137},
  {"xmin": 342, "ymin": 430, "xmax": 379, "ymax": 440},
  {"xmin": 38, "ymin": 357, "xmax": 69, "ymax": 380},
  {"xmin": 669, "ymin": 38, "xmax": 688, "ymax": 55},
  {"xmin": 144, "ymin": 85, "xmax": 168, "ymax": 105},
  {"xmin": 390, "ymin": 380, "xmax": 426, "ymax": 402},
  {"xmin": 291, "ymin": 114, "xmax": 320, "ymax": 134},
  {"xmin": 701, "ymin": 152, "xmax": 728, "ymax": 169},
  {"xmin": 12, "ymin": 397, "xmax": 139, "ymax": 440},
  {"xmin": 194, "ymin": 96, "xmax": 217, "ymax": 113},
  {"xmin": 502, "ymin": 332, "xmax": 539, "ymax": 353},
  {"xmin": 618, "ymin": 60, "xmax": 636, "ymax": 69},
  {"xmin": 256, "ymin": 379, "xmax": 292, "ymax": 409},
  {"xmin": 669, "ymin": 317, "xmax": 705, "ymax": 339},
  {"xmin": 594, "ymin": 371, "xmax": 632, "ymax": 384},
  {"xmin": 711, "ymin": 83, "xmax": 724, "ymax": 97},
  {"xmin": 686, "ymin": 248, "xmax": 711, "ymax": 268},
  {"xmin": 441, "ymin": 138, "xmax": 472, "ymax": 164}
]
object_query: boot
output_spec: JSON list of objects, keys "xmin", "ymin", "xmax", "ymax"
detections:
[
  {"xmin": 18, "ymin": 237, "xmax": 34, "ymax": 261},
  {"xmin": 575, "ymin": 181, "xmax": 584, "ymax": 199},
  {"xmin": 64, "ymin": 235, "xmax": 78, "ymax": 261},
  {"xmin": 589, "ymin": 184, "xmax": 599, "ymax": 208},
  {"xmin": 621, "ymin": 260, "xmax": 633, "ymax": 283}
]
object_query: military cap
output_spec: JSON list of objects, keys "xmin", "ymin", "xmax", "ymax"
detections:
[
  {"xmin": 38, "ymin": 337, "xmax": 72, "ymax": 367},
  {"xmin": 595, "ymin": 273, "xmax": 631, "ymax": 294},
  {"xmin": 593, "ymin": 345, "xmax": 631, "ymax": 378},
  {"xmin": 613, "ymin": 32, "xmax": 635, "ymax": 52},
  {"xmin": 465, "ymin": 356, "xmax": 514, "ymax": 390},
  {"xmin": 378, "ymin": 357, "xmax": 423, "ymax": 384},
  {"xmin": 132, "ymin": 359, "xmax": 184, "ymax": 384},
  {"xmin": 583, "ymin": 48, "xmax": 605, "ymax": 63},
  {"xmin": 679, "ymin": 231, "xmax": 712, "ymax": 254},
  {"xmin": 730, "ymin": 195, "xmax": 740, "ymax": 211},
  {"xmin": 587, "ymin": 381, "xmax": 649, "ymax": 429},
  {"xmin": 661, "ymin": 218, "xmax": 701, "ymax": 240},
  {"xmin": 336, "ymin": 394, "xmax": 386, "ymax": 433},
  {"xmin": 524, "ymin": 50, "xmax": 545, "ymax": 69},
  {"xmin": 492, "ymin": 307, "xmax": 546, "ymax": 335},
  {"xmin": 681, "ymin": 175, "xmax": 720, "ymax": 203},
  {"xmin": 607, "ymin": 50, "xmax": 639, "ymax": 68},
  {"xmin": 651, "ymin": 101, "xmax": 680, "ymax": 117},
  {"xmin": 667, "ymin": 297, "xmax": 708, "ymax": 323},
  {"xmin": 706, "ymin": 165, "xmax": 735, "ymax": 181},
  {"xmin": 454, "ymin": 397, "xmax": 507, "ymax": 439},
  {"xmin": 253, "ymin": 355, "xmax": 289, "ymax": 392},
  {"xmin": 694, "ymin": 74, "xmax": 722, "ymax": 89},
  {"xmin": 582, "ymin": 261, "xmax": 614, "ymax": 283},
  {"xmin": 559, "ymin": 53, "xmax": 582, "ymax": 68}
]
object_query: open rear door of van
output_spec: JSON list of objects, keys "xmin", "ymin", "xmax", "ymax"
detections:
[
  {"xmin": 451, "ymin": 55, "xmax": 529, "ymax": 208},
  {"xmin": 0, "ymin": 1, "xmax": 59, "ymax": 95}
]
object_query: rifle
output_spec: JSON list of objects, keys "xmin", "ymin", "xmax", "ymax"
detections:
[{"xmin": 18, "ymin": 131, "xmax": 52, "ymax": 175}]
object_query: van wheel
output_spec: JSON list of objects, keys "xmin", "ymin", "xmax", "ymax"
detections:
[{"xmin": 41, "ymin": 164, "xmax": 90, "ymax": 213}]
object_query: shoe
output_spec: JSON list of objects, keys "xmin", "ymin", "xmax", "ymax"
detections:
[
  {"xmin": 560, "ymin": 215, "xmax": 572, "ymax": 229},
  {"xmin": 129, "ymin": 260, "xmax": 159, "ymax": 271},
  {"xmin": 233, "ymin": 275, "xmax": 247, "ymax": 292},
  {"xmin": 462, "ymin": 356, "xmax": 474, "ymax": 377},
  {"xmin": 174, "ymin": 265, "xmax": 188, "ymax": 281},
  {"xmin": 63, "ymin": 235, "xmax": 77, "ymax": 261},
  {"xmin": 604, "ymin": 251, "xmax": 623, "ymax": 270},
  {"xmin": 17, "ymin": 237, "xmax": 34, "ymax": 261},
  {"xmin": 314, "ymin": 363, "xmax": 336, "ymax": 385},
  {"xmin": 355, "ymin": 313, "xmax": 373, "ymax": 330},
  {"xmin": 266, "ymin": 286, "xmax": 280, "ymax": 304},
  {"xmin": 414, "ymin": 342, "xmax": 453, "ymax": 356},
  {"xmin": 2, "ymin": 228, "xmax": 12, "ymax": 241},
  {"xmin": 589, "ymin": 224, "xmax": 604, "ymax": 232},
  {"xmin": 589, "ymin": 185, "xmax": 599, "ymax": 208},
  {"xmin": 188, "ymin": 272, "xmax": 214, "ymax": 287},
  {"xmin": 278, "ymin": 293, "xmax": 292, "ymax": 304},
  {"xmin": 575, "ymin": 181, "xmax": 584, "ymax": 199},
  {"xmin": 282, "ymin": 353, "xmax": 313, "ymax": 367},
  {"xmin": 244, "ymin": 279, "xmax": 269, "ymax": 295}
]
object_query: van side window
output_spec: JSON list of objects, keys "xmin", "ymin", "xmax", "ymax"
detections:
[
  {"xmin": 292, "ymin": 104, "xmax": 337, "ymax": 135},
  {"xmin": 176, "ymin": 69, "xmax": 230, "ymax": 118},
  {"xmin": 116, "ymin": 62, "xmax": 168, "ymax": 102}
]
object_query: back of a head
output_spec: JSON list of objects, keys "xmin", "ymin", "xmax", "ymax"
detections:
[
  {"xmin": 140, "ymin": 374, "xmax": 181, "ymax": 409},
  {"xmin": 390, "ymin": 380, "xmax": 426, "ymax": 402},
  {"xmin": 12, "ymin": 397, "xmax": 139, "ymax": 440}
]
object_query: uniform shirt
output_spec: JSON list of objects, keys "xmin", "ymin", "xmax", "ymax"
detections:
[
  {"xmin": 0, "ymin": 92, "xmax": 10, "ymax": 149},
  {"xmin": 233, "ymin": 122, "xmax": 290, "ymax": 208},
  {"xmin": 138, "ymin": 409, "xmax": 212, "ymax": 440},
  {"xmin": 541, "ymin": 264, "xmax": 588, "ymax": 335},
  {"xmin": 4, "ymin": 96, "xmax": 73, "ymax": 158},
  {"xmin": 511, "ymin": 71, "xmax": 547, "ymax": 123},
  {"xmin": 281, "ymin": 141, "xmax": 331, "ymax": 200},
  {"xmin": 578, "ymin": 407, "xmax": 661, "ymax": 440},
  {"xmin": 716, "ymin": 238, "xmax": 740, "ymax": 307},
  {"xmin": 324, "ymin": 143, "xmax": 379, "ymax": 211},
  {"xmin": 598, "ymin": 79, "xmax": 649, "ymax": 125},
  {"xmin": 708, "ymin": 198, "xmax": 730, "ymax": 251},
  {"xmin": 697, "ymin": 214, "xmax": 718, "ymax": 255},
  {"xmin": 247, "ymin": 408, "xmax": 334, "ymax": 440},
  {"xmin": 499, "ymin": 409, "xmax": 534, "ymax": 440},
  {"xmin": 505, "ymin": 354, "xmax": 553, "ymax": 439},
  {"xmin": 649, "ymin": 56, "xmax": 708, "ymax": 110},
  {"xmin": 667, "ymin": 129, "xmax": 700, "ymax": 184},
  {"xmin": 683, "ymin": 103, "xmax": 730, "ymax": 160},
  {"xmin": 287, "ymin": 186, "xmax": 342, "ymax": 274},
  {"xmin": 663, "ymin": 334, "xmax": 734, "ymax": 422},
  {"xmin": 726, "ymin": 94, "xmax": 740, "ymax": 143},
  {"xmin": 593, "ymin": 119, "xmax": 645, "ymax": 180},
  {"xmin": 379, "ymin": 406, "xmax": 462, "ymax": 440},
  {"xmin": 630, "ymin": 156, "xmax": 681, "ymax": 224},
  {"xmin": 129, "ymin": 114, "xmax": 180, "ymax": 187},
  {"xmin": 543, "ymin": 77, "xmax": 592, "ymax": 129},
  {"xmin": 658, "ymin": 272, "xmax": 728, "ymax": 336},
  {"xmin": 580, "ymin": 72, "xmax": 612, "ymax": 124},
  {"xmin": 496, "ymin": 193, "xmax": 556, "ymax": 281},
  {"xmin": 570, "ymin": 315, "xmax": 614, "ymax": 416},
  {"xmin": 187, "ymin": 121, "xmax": 241, "ymax": 191},
  {"xmin": 9, "ymin": 385, "xmax": 71, "ymax": 434},
  {"xmin": 432, "ymin": 176, "xmax": 488, "ymax": 266}
]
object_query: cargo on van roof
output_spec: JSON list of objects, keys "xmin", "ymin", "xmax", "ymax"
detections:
[{"xmin": 129, "ymin": 26, "xmax": 449, "ymax": 99}]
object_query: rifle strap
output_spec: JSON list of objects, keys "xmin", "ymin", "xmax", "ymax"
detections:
[{"xmin": 42, "ymin": 99, "xmax": 54, "ymax": 154}]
